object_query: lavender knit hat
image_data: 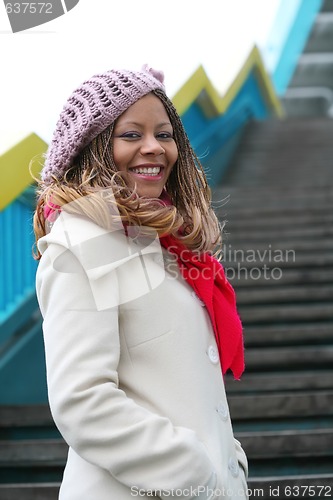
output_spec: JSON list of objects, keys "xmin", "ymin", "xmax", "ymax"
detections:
[{"xmin": 41, "ymin": 64, "xmax": 165, "ymax": 184}]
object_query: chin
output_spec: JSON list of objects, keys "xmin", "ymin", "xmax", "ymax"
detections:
[{"xmin": 137, "ymin": 186, "xmax": 164, "ymax": 199}]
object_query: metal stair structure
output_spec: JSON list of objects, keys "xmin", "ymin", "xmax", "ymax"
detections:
[
  {"xmin": 0, "ymin": 118, "xmax": 332, "ymax": 498},
  {"xmin": 282, "ymin": 0, "xmax": 333, "ymax": 117},
  {"xmin": 219, "ymin": 117, "xmax": 333, "ymax": 498}
]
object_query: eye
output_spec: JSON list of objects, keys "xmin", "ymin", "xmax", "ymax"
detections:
[
  {"xmin": 157, "ymin": 132, "xmax": 174, "ymax": 140},
  {"xmin": 118, "ymin": 131, "xmax": 141, "ymax": 139}
]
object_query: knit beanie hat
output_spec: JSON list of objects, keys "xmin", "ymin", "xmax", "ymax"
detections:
[{"xmin": 41, "ymin": 64, "xmax": 166, "ymax": 184}]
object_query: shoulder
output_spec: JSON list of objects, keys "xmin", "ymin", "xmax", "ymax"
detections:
[
  {"xmin": 38, "ymin": 211, "xmax": 120, "ymax": 254},
  {"xmin": 36, "ymin": 213, "xmax": 126, "ymax": 313},
  {"xmin": 37, "ymin": 211, "xmax": 163, "ymax": 281}
]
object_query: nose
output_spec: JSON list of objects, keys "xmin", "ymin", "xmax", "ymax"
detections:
[{"xmin": 140, "ymin": 135, "xmax": 165, "ymax": 155}]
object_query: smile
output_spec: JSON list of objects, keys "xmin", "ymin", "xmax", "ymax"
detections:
[{"xmin": 130, "ymin": 166, "xmax": 162, "ymax": 176}]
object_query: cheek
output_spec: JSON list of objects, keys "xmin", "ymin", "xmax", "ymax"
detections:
[
  {"xmin": 169, "ymin": 143, "xmax": 178, "ymax": 167},
  {"xmin": 112, "ymin": 141, "xmax": 129, "ymax": 172}
]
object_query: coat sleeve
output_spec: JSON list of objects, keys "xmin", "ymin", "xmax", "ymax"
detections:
[{"xmin": 36, "ymin": 241, "xmax": 218, "ymax": 500}]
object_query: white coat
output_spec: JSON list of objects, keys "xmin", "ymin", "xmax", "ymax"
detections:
[{"xmin": 36, "ymin": 211, "xmax": 248, "ymax": 500}]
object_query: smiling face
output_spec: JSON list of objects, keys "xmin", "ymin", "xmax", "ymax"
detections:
[{"xmin": 112, "ymin": 93, "xmax": 178, "ymax": 198}]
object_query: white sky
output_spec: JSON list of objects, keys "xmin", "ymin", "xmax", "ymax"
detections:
[{"xmin": 0, "ymin": 0, "xmax": 281, "ymax": 153}]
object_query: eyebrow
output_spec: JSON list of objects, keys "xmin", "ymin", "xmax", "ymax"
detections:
[{"xmin": 115, "ymin": 121, "xmax": 172, "ymax": 128}]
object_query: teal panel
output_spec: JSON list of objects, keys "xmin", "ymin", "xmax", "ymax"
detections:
[
  {"xmin": 0, "ymin": 319, "xmax": 48, "ymax": 404},
  {"xmin": 0, "ymin": 291, "xmax": 38, "ymax": 348}
]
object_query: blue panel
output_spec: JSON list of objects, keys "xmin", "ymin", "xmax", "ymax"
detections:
[
  {"xmin": 178, "ymin": 71, "xmax": 272, "ymax": 186},
  {"xmin": 0, "ymin": 197, "xmax": 37, "ymax": 324},
  {"xmin": 273, "ymin": 0, "xmax": 323, "ymax": 94},
  {"xmin": 262, "ymin": 0, "xmax": 303, "ymax": 74},
  {"xmin": 181, "ymin": 101, "xmax": 210, "ymax": 139},
  {"xmin": 0, "ymin": 319, "xmax": 48, "ymax": 404},
  {"xmin": 0, "ymin": 190, "xmax": 47, "ymax": 404},
  {"xmin": 201, "ymin": 126, "xmax": 247, "ymax": 187},
  {"xmin": 188, "ymin": 72, "xmax": 270, "ymax": 146}
]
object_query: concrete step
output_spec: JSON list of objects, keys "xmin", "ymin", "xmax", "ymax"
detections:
[
  {"xmin": 219, "ymin": 213, "xmax": 333, "ymax": 232},
  {"xmin": 224, "ymin": 253, "xmax": 333, "ymax": 270},
  {"xmin": 214, "ymin": 181, "xmax": 333, "ymax": 197},
  {"xmin": 0, "ymin": 483, "xmax": 59, "ymax": 500},
  {"xmin": 241, "ymin": 322, "xmax": 333, "ymax": 347},
  {"xmin": 282, "ymin": 87, "xmax": 333, "ymax": 117},
  {"xmin": 245, "ymin": 345, "xmax": 333, "ymax": 371},
  {"xmin": 229, "ymin": 268, "xmax": 333, "ymax": 287},
  {"xmin": 228, "ymin": 391, "xmax": 333, "ymax": 420},
  {"xmin": 223, "ymin": 165, "xmax": 333, "ymax": 189},
  {"xmin": 0, "ymin": 405, "xmax": 59, "ymax": 441},
  {"xmin": 289, "ymin": 53, "xmax": 333, "ymax": 90},
  {"xmin": 305, "ymin": 13, "xmax": 333, "ymax": 53},
  {"xmin": 234, "ymin": 417, "xmax": 333, "ymax": 435},
  {"xmin": 239, "ymin": 303, "xmax": 333, "ymax": 324},
  {"xmin": 216, "ymin": 183, "xmax": 333, "ymax": 196},
  {"xmin": 235, "ymin": 284, "xmax": 333, "ymax": 305},
  {"xmin": 221, "ymin": 118, "xmax": 333, "ymax": 186},
  {"xmin": 223, "ymin": 118, "xmax": 333, "ymax": 146},
  {"xmin": 223, "ymin": 212, "xmax": 333, "ymax": 230},
  {"xmin": 237, "ymin": 428, "xmax": 333, "ymax": 459},
  {"xmin": 220, "ymin": 167, "xmax": 332, "ymax": 188},
  {"xmin": 0, "ymin": 405, "xmax": 53, "ymax": 428},
  {"xmin": 0, "ymin": 438, "xmax": 66, "ymax": 484},
  {"xmin": 221, "ymin": 239, "xmax": 333, "ymax": 254},
  {"xmin": 0, "ymin": 464, "xmax": 63, "ymax": 485},
  {"xmin": 221, "ymin": 151, "xmax": 333, "ymax": 173},
  {"xmin": 323, "ymin": 0, "xmax": 333, "ymax": 11},
  {"xmin": 225, "ymin": 370, "xmax": 333, "ymax": 393},
  {"xmin": 248, "ymin": 474, "xmax": 333, "ymax": 499},
  {"xmin": 215, "ymin": 191, "xmax": 333, "ymax": 210},
  {"xmin": 323, "ymin": 0, "xmax": 333, "ymax": 12},
  {"xmin": 224, "ymin": 224, "xmax": 333, "ymax": 242},
  {"xmin": 0, "ymin": 439, "xmax": 67, "ymax": 465},
  {"xmin": 219, "ymin": 196, "xmax": 333, "ymax": 210},
  {"xmin": 227, "ymin": 266, "xmax": 332, "ymax": 287}
]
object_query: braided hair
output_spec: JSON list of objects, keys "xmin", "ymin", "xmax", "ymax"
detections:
[{"xmin": 33, "ymin": 90, "xmax": 222, "ymax": 259}]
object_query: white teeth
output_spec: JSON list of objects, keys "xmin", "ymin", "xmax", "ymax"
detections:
[{"xmin": 131, "ymin": 166, "xmax": 161, "ymax": 176}]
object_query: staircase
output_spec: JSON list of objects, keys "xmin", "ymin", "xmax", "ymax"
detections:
[
  {"xmin": 0, "ymin": 406, "xmax": 63, "ymax": 499},
  {"xmin": 282, "ymin": 0, "xmax": 333, "ymax": 117},
  {"xmin": 218, "ymin": 118, "xmax": 333, "ymax": 497}
]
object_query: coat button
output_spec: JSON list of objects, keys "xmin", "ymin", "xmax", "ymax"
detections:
[
  {"xmin": 216, "ymin": 401, "xmax": 229, "ymax": 421},
  {"xmin": 207, "ymin": 345, "xmax": 219, "ymax": 364},
  {"xmin": 228, "ymin": 457, "xmax": 239, "ymax": 478}
]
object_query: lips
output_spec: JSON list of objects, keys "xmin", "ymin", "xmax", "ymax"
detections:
[
  {"xmin": 131, "ymin": 166, "xmax": 161, "ymax": 176},
  {"xmin": 129, "ymin": 164, "xmax": 164, "ymax": 178}
]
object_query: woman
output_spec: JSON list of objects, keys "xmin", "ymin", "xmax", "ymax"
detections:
[{"xmin": 34, "ymin": 65, "xmax": 248, "ymax": 500}]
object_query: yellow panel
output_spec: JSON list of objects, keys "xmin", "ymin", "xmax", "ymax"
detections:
[
  {"xmin": 0, "ymin": 133, "xmax": 48, "ymax": 211},
  {"xmin": 172, "ymin": 46, "xmax": 284, "ymax": 119},
  {"xmin": 1, "ymin": 48, "xmax": 282, "ymax": 211}
]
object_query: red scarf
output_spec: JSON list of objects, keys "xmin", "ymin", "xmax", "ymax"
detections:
[
  {"xmin": 160, "ymin": 235, "xmax": 244, "ymax": 380},
  {"xmin": 44, "ymin": 198, "xmax": 244, "ymax": 379}
]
